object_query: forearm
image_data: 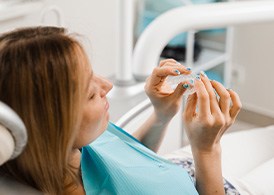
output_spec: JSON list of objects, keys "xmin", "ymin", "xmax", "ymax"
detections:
[
  {"xmin": 132, "ymin": 110, "xmax": 171, "ymax": 152},
  {"xmin": 192, "ymin": 146, "xmax": 225, "ymax": 195}
]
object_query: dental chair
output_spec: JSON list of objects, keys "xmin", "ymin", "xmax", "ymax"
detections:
[{"xmin": 0, "ymin": 101, "xmax": 42, "ymax": 194}]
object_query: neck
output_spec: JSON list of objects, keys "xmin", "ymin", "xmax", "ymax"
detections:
[
  {"xmin": 65, "ymin": 149, "xmax": 85, "ymax": 195},
  {"xmin": 70, "ymin": 149, "xmax": 82, "ymax": 171}
]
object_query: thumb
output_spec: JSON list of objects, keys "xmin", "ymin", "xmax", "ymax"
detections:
[{"xmin": 172, "ymin": 81, "xmax": 189, "ymax": 99}]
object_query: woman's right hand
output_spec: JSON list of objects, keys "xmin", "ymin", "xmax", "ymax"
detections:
[{"xmin": 183, "ymin": 73, "xmax": 242, "ymax": 153}]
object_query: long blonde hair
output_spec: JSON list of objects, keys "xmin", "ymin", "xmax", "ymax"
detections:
[{"xmin": 0, "ymin": 27, "xmax": 89, "ymax": 194}]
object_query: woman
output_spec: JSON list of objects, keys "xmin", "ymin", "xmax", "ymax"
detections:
[{"xmin": 0, "ymin": 26, "xmax": 241, "ymax": 194}]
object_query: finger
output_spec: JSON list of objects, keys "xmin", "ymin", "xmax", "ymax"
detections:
[
  {"xmin": 184, "ymin": 92, "xmax": 198, "ymax": 121},
  {"xmin": 228, "ymin": 89, "xmax": 242, "ymax": 118},
  {"xmin": 153, "ymin": 66, "xmax": 181, "ymax": 77},
  {"xmin": 149, "ymin": 66, "xmax": 185, "ymax": 86},
  {"xmin": 200, "ymin": 72, "xmax": 220, "ymax": 114},
  {"xmin": 161, "ymin": 63, "xmax": 191, "ymax": 75},
  {"xmin": 195, "ymin": 78, "xmax": 211, "ymax": 117},
  {"xmin": 211, "ymin": 80, "xmax": 231, "ymax": 114},
  {"xmin": 159, "ymin": 59, "xmax": 177, "ymax": 67}
]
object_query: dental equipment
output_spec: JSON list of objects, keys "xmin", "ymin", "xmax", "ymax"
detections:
[{"xmin": 132, "ymin": 0, "xmax": 274, "ymax": 84}]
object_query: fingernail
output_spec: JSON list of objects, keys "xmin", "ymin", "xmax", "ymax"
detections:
[
  {"xmin": 200, "ymin": 71, "xmax": 207, "ymax": 77},
  {"xmin": 174, "ymin": 69, "xmax": 181, "ymax": 75},
  {"xmin": 186, "ymin": 67, "xmax": 192, "ymax": 71},
  {"xmin": 189, "ymin": 79, "xmax": 194, "ymax": 84},
  {"xmin": 227, "ymin": 88, "xmax": 232, "ymax": 91},
  {"xmin": 183, "ymin": 83, "xmax": 189, "ymax": 89},
  {"xmin": 195, "ymin": 75, "xmax": 201, "ymax": 80},
  {"xmin": 176, "ymin": 61, "xmax": 181, "ymax": 65}
]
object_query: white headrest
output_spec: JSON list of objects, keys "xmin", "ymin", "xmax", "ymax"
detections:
[
  {"xmin": 0, "ymin": 124, "xmax": 14, "ymax": 165},
  {"xmin": 0, "ymin": 101, "xmax": 27, "ymax": 165}
]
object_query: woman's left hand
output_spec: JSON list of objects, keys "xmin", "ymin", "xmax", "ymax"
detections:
[
  {"xmin": 145, "ymin": 59, "xmax": 192, "ymax": 123},
  {"xmin": 183, "ymin": 73, "xmax": 242, "ymax": 153},
  {"xmin": 182, "ymin": 73, "xmax": 242, "ymax": 195}
]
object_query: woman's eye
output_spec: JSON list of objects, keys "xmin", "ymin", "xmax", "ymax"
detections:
[{"xmin": 89, "ymin": 94, "xmax": 95, "ymax": 100}]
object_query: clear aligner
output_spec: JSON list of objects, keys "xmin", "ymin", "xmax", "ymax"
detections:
[{"xmin": 166, "ymin": 73, "xmax": 197, "ymax": 96}]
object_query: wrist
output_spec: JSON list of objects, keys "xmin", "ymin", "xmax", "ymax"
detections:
[
  {"xmin": 191, "ymin": 143, "xmax": 222, "ymax": 159},
  {"xmin": 152, "ymin": 110, "xmax": 173, "ymax": 125}
]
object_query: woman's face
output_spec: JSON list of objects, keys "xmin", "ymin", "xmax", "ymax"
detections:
[{"xmin": 74, "ymin": 67, "xmax": 113, "ymax": 148}]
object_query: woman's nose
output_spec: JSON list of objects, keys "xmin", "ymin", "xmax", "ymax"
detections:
[{"xmin": 96, "ymin": 75, "xmax": 113, "ymax": 97}]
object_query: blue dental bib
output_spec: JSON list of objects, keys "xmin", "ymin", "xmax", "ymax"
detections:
[{"xmin": 81, "ymin": 123, "xmax": 198, "ymax": 195}]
